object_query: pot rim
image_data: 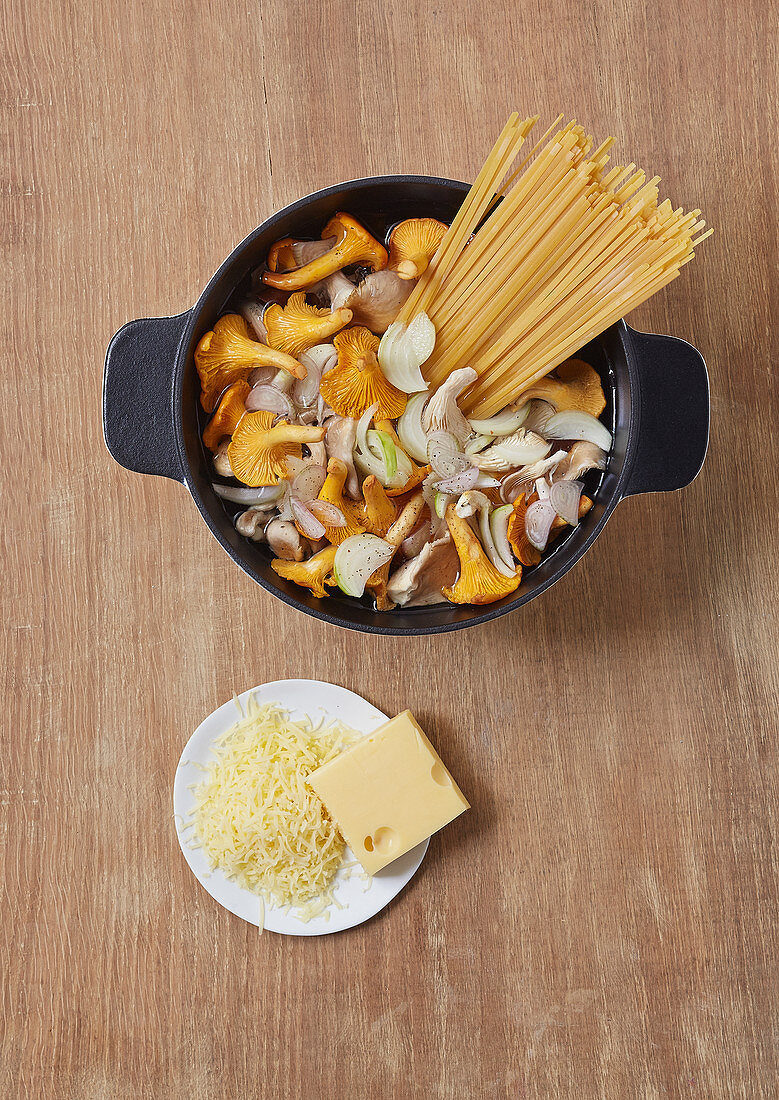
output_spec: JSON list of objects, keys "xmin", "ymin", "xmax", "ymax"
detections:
[{"xmin": 172, "ymin": 174, "xmax": 640, "ymax": 636}]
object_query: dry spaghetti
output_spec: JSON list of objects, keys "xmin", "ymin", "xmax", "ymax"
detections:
[{"xmin": 397, "ymin": 113, "xmax": 711, "ymax": 417}]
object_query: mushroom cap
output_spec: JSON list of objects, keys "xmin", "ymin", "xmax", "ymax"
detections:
[
  {"xmin": 271, "ymin": 545, "xmax": 338, "ymax": 599},
  {"xmin": 321, "ymin": 213, "xmax": 388, "ymax": 270},
  {"xmin": 319, "ymin": 327, "xmax": 407, "ymax": 420},
  {"xmin": 227, "ymin": 411, "xmax": 324, "ymax": 487},
  {"xmin": 195, "ymin": 313, "xmax": 306, "ymax": 411},
  {"xmin": 518, "ymin": 359, "xmax": 606, "ymax": 417},
  {"xmin": 317, "ymin": 458, "xmax": 366, "ymax": 545},
  {"xmin": 506, "ymin": 497, "xmax": 542, "ymax": 567},
  {"xmin": 337, "ymin": 270, "xmax": 413, "ymax": 334},
  {"xmin": 262, "ymin": 215, "xmax": 387, "ymax": 291},
  {"xmin": 362, "ymin": 475, "xmax": 397, "ymax": 537},
  {"xmin": 442, "ymin": 503, "xmax": 521, "ymax": 604},
  {"xmin": 202, "ymin": 380, "xmax": 250, "ymax": 452},
  {"xmin": 387, "ymin": 533, "xmax": 460, "ymax": 607},
  {"xmin": 264, "ymin": 292, "xmax": 353, "ymax": 358},
  {"xmin": 422, "ymin": 367, "xmax": 477, "ymax": 445},
  {"xmin": 388, "ymin": 218, "xmax": 448, "ymax": 280}
]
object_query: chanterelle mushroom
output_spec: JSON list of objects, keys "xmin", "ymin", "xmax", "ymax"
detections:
[
  {"xmin": 422, "ymin": 367, "xmax": 477, "ymax": 445},
  {"xmin": 386, "ymin": 533, "xmax": 460, "ymax": 607},
  {"xmin": 271, "ymin": 545, "xmax": 337, "ymax": 599},
  {"xmin": 519, "ymin": 359, "xmax": 606, "ymax": 418},
  {"xmin": 202, "ymin": 380, "xmax": 250, "ymax": 452},
  {"xmin": 265, "ymin": 518, "xmax": 305, "ymax": 562},
  {"xmin": 442, "ymin": 502, "xmax": 521, "ymax": 605},
  {"xmin": 262, "ymin": 214, "xmax": 387, "ymax": 292},
  {"xmin": 319, "ymin": 327, "xmax": 406, "ymax": 421},
  {"xmin": 227, "ymin": 411, "xmax": 325, "ymax": 487},
  {"xmin": 324, "ymin": 415, "xmax": 360, "ymax": 499},
  {"xmin": 387, "ymin": 218, "xmax": 448, "ymax": 280},
  {"xmin": 264, "ymin": 292, "xmax": 352, "ymax": 358},
  {"xmin": 195, "ymin": 314, "xmax": 306, "ymax": 412}
]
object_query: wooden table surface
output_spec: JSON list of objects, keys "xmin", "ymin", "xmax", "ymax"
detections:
[{"xmin": 3, "ymin": 0, "xmax": 777, "ymax": 1096}]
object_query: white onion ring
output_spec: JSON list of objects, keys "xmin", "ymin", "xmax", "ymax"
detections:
[
  {"xmin": 212, "ymin": 483, "xmax": 281, "ymax": 506},
  {"xmin": 292, "ymin": 464, "xmax": 327, "ymax": 502},
  {"xmin": 290, "ymin": 498, "xmax": 326, "ymax": 539},
  {"xmin": 308, "ymin": 499, "xmax": 346, "ymax": 527},
  {"xmin": 525, "ymin": 499, "xmax": 558, "ymax": 551},
  {"xmin": 246, "ymin": 384, "xmax": 296, "ymax": 418},
  {"xmin": 549, "ymin": 480, "xmax": 584, "ymax": 526},
  {"xmin": 427, "ymin": 430, "xmax": 469, "ymax": 479}
]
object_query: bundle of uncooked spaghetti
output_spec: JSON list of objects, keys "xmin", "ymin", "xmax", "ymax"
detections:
[{"xmin": 397, "ymin": 113, "xmax": 711, "ymax": 418}]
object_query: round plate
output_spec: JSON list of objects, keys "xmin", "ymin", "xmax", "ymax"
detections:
[{"xmin": 173, "ymin": 679, "xmax": 429, "ymax": 935}]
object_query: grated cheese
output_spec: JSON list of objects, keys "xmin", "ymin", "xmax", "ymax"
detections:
[{"xmin": 187, "ymin": 697, "xmax": 357, "ymax": 919}]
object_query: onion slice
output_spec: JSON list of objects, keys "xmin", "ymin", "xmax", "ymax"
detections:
[
  {"xmin": 290, "ymin": 498, "xmax": 326, "ymax": 540},
  {"xmin": 246, "ymin": 384, "xmax": 296, "ymax": 418},
  {"xmin": 333, "ymin": 534, "xmax": 396, "ymax": 598},
  {"xmin": 427, "ymin": 430, "xmax": 469, "ymax": 478},
  {"xmin": 308, "ymin": 499, "xmax": 346, "ymax": 527},
  {"xmin": 212, "ymin": 483, "xmax": 282, "ymax": 506},
  {"xmin": 378, "ymin": 312, "xmax": 435, "ymax": 393},
  {"xmin": 292, "ymin": 464, "xmax": 327, "ymax": 502},
  {"xmin": 396, "ymin": 391, "xmax": 430, "ymax": 464},
  {"xmin": 549, "ymin": 480, "xmax": 584, "ymax": 526},
  {"xmin": 543, "ymin": 410, "xmax": 612, "ymax": 451},
  {"xmin": 525, "ymin": 499, "xmax": 558, "ymax": 551},
  {"xmin": 490, "ymin": 504, "xmax": 516, "ymax": 569},
  {"xmin": 468, "ymin": 402, "xmax": 529, "ymax": 437}
]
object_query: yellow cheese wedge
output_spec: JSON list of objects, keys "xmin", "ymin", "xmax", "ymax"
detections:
[{"xmin": 307, "ymin": 710, "xmax": 469, "ymax": 874}]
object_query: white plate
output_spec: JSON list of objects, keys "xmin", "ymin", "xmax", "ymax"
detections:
[{"xmin": 173, "ymin": 679, "xmax": 429, "ymax": 935}]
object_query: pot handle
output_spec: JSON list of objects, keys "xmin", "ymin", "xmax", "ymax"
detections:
[
  {"xmin": 103, "ymin": 311, "xmax": 191, "ymax": 483},
  {"xmin": 622, "ymin": 326, "xmax": 709, "ymax": 497}
]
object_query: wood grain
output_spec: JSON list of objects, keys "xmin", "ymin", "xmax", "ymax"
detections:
[{"xmin": 2, "ymin": 0, "xmax": 777, "ymax": 1096}]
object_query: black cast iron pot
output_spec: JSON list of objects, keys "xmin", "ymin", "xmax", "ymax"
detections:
[{"xmin": 103, "ymin": 176, "xmax": 709, "ymax": 635}]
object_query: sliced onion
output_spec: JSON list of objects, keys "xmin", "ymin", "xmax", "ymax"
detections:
[
  {"xmin": 248, "ymin": 364, "xmax": 276, "ymax": 387},
  {"xmin": 294, "ymin": 343, "xmax": 337, "ymax": 408},
  {"xmin": 427, "ymin": 430, "xmax": 469, "ymax": 478},
  {"xmin": 549, "ymin": 480, "xmax": 584, "ymax": 526},
  {"xmin": 239, "ymin": 300, "xmax": 268, "ymax": 342},
  {"xmin": 433, "ymin": 467, "xmax": 480, "ymax": 494},
  {"xmin": 292, "ymin": 464, "xmax": 327, "ymax": 502},
  {"xmin": 464, "ymin": 434, "xmax": 492, "ymax": 455},
  {"xmin": 308, "ymin": 499, "xmax": 346, "ymax": 527},
  {"xmin": 490, "ymin": 504, "xmax": 516, "ymax": 569},
  {"xmin": 522, "ymin": 399, "xmax": 556, "ymax": 435},
  {"xmin": 454, "ymin": 491, "xmax": 515, "ymax": 577},
  {"xmin": 468, "ymin": 402, "xmax": 529, "ymax": 437},
  {"xmin": 212, "ymin": 483, "xmax": 282, "ymax": 506},
  {"xmin": 499, "ymin": 450, "xmax": 568, "ymax": 503},
  {"xmin": 368, "ymin": 429, "xmax": 398, "ymax": 480},
  {"xmin": 543, "ymin": 410, "xmax": 613, "ymax": 450},
  {"xmin": 401, "ymin": 525, "xmax": 430, "ymax": 559},
  {"xmin": 333, "ymin": 534, "xmax": 395, "ymax": 598},
  {"xmin": 290, "ymin": 498, "xmax": 327, "ymax": 540},
  {"xmin": 246, "ymin": 384, "xmax": 296, "ymax": 418},
  {"xmin": 525, "ymin": 499, "xmax": 558, "ymax": 551},
  {"xmin": 397, "ymin": 392, "xmax": 430, "ymax": 463},
  {"xmin": 377, "ymin": 313, "xmax": 435, "ymax": 393}
]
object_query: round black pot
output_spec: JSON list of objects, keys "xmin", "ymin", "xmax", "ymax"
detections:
[{"xmin": 103, "ymin": 175, "xmax": 709, "ymax": 636}]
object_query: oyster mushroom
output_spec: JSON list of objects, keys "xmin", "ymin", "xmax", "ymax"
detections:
[
  {"xmin": 212, "ymin": 441, "xmax": 233, "ymax": 478},
  {"xmin": 553, "ymin": 441, "xmax": 607, "ymax": 481},
  {"xmin": 324, "ymin": 415, "xmax": 360, "ymax": 499},
  {"xmin": 263, "ymin": 213, "xmax": 387, "ymax": 292},
  {"xmin": 265, "ymin": 518, "xmax": 305, "ymax": 561},
  {"xmin": 422, "ymin": 367, "xmax": 477, "ymax": 445},
  {"xmin": 387, "ymin": 533, "xmax": 460, "ymax": 607},
  {"xmin": 235, "ymin": 507, "xmax": 272, "ymax": 541},
  {"xmin": 326, "ymin": 269, "xmax": 413, "ymax": 334},
  {"xmin": 202, "ymin": 381, "xmax": 249, "ymax": 452},
  {"xmin": 195, "ymin": 314, "xmax": 306, "ymax": 412}
]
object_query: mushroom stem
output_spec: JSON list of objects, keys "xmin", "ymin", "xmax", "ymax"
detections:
[{"xmin": 263, "ymin": 214, "xmax": 388, "ymax": 292}]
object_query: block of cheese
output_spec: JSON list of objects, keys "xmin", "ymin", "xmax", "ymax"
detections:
[{"xmin": 307, "ymin": 710, "xmax": 469, "ymax": 874}]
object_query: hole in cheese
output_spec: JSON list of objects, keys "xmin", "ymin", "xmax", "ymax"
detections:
[
  {"xmin": 363, "ymin": 835, "xmax": 374, "ymax": 852},
  {"xmin": 371, "ymin": 827, "xmax": 397, "ymax": 854},
  {"xmin": 430, "ymin": 762, "xmax": 451, "ymax": 786}
]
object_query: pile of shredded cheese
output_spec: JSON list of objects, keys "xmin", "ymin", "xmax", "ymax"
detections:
[{"xmin": 188, "ymin": 697, "xmax": 357, "ymax": 915}]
